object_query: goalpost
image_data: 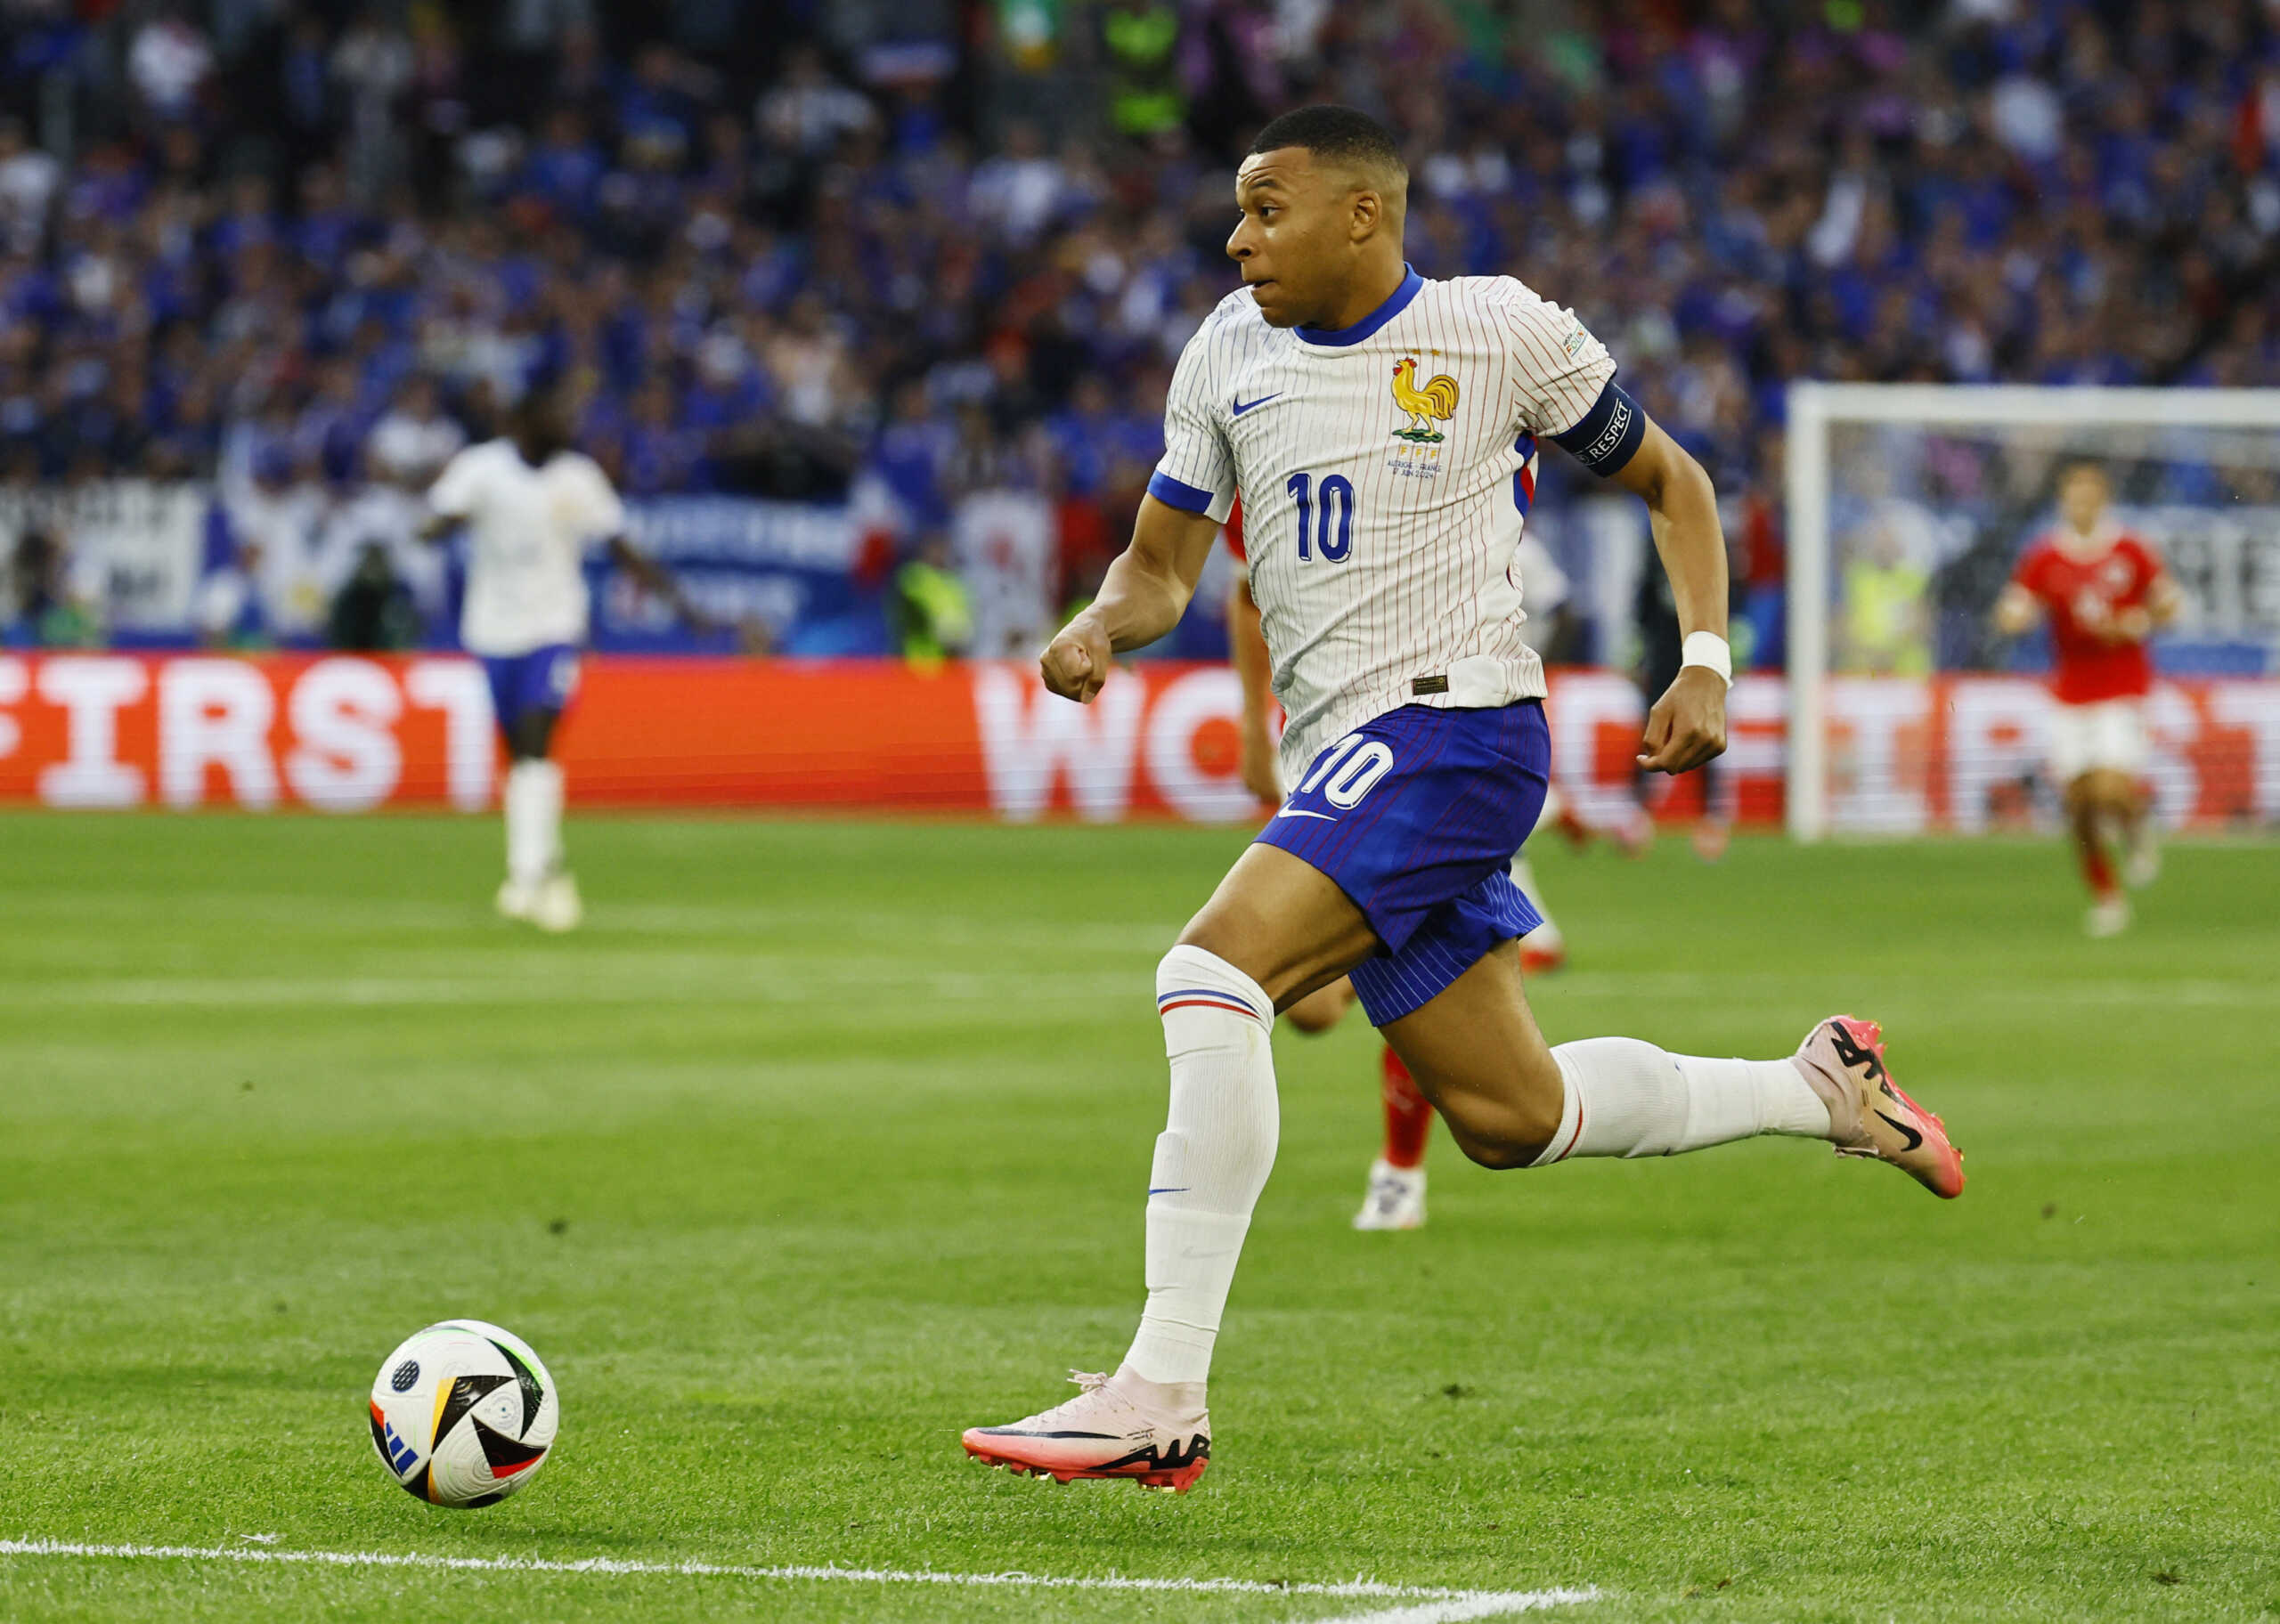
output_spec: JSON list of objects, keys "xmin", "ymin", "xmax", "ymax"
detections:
[{"xmin": 1783, "ymin": 383, "xmax": 2280, "ymax": 840}]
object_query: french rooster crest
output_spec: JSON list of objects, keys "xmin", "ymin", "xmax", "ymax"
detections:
[{"xmin": 1390, "ymin": 359, "xmax": 1459, "ymax": 443}]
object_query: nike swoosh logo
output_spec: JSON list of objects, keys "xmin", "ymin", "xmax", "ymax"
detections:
[
  {"xmin": 1231, "ymin": 393, "xmax": 1282, "ymax": 416},
  {"xmin": 1873, "ymin": 1108, "xmax": 1923, "ymax": 1152},
  {"xmin": 1146, "ymin": 1187, "xmax": 1188, "ymax": 1196},
  {"xmin": 1275, "ymin": 808, "xmax": 1337, "ymax": 821},
  {"xmin": 982, "ymin": 1428, "xmax": 1120, "ymax": 1440}
]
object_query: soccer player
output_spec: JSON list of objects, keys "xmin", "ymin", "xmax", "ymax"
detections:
[
  {"xmin": 1229, "ymin": 499, "xmax": 1568, "ymax": 1230},
  {"xmin": 425, "ymin": 386, "xmax": 702, "ymax": 932},
  {"xmin": 1992, "ymin": 461, "xmax": 2181, "ymax": 937},
  {"xmin": 962, "ymin": 107, "xmax": 1964, "ymax": 1493}
]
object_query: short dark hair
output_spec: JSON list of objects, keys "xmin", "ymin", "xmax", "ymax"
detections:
[{"xmin": 1249, "ymin": 104, "xmax": 1405, "ymax": 180}]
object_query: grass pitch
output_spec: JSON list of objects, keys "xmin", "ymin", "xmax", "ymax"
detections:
[{"xmin": 1, "ymin": 810, "xmax": 2275, "ymax": 1621}]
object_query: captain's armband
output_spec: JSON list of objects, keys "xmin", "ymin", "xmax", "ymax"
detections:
[{"xmin": 1551, "ymin": 382, "xmax": 1646, "ymax": 478}]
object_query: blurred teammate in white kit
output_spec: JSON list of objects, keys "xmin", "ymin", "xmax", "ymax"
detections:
[{"xmin": 424, "ymin": 386, "xmax": 704, "ymax": 931}]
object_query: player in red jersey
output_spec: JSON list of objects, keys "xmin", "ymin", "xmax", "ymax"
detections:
[
  {"xmin": 1993, "ymin": 461, "xmax": 2182, "ymax": 937},
  {"xmin": 1225, "ymin": 499, "xmax": 1563, "ymax": 1229}
]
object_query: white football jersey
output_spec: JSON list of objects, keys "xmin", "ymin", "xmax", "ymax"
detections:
[
  {"xmin": 428, "ymin": 440, "xmax": 625, "ymax": 657},
  {"xmin": 1151, "ymin": 268, "xmax": 1616, "ymax": 776}
]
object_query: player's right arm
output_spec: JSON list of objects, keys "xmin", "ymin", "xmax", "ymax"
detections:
[
  {"xmin": 566, "ymin": 454, "xmax": 714, "ymax": 635},
  {"xmin": 419, "ymin": 445, "xmax": 481, "ymax": 543},
  {"xmin": 1043, "ymin": 307, "xmax": 1237, "ymax": 705},
  {"xmin": 1991, "ymin": 584, "xmax": 2040, "ymax": 637},
  {"xmin": 1993, "ymin": 547, "xmax": 2044, "ymax": 637},
  {"xmin": 1040, "ymin": 496, "xmax": 1220, "ymax": 702}
]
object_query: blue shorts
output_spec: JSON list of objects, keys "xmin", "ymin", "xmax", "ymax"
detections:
[
  {"xmin": 482, "ymin": 646, "xmax": 580, "ymax": 739},
  {"xmin": 1258, "ymin": 702, "xmax": 1550, "ymax": 1026}
]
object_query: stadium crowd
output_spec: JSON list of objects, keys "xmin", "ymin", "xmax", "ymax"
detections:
[{"xmin": 4, "ymin": 0, "xmax": 2279, "ymax": 654}]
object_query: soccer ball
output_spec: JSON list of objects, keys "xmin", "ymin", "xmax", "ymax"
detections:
[{"xmin": 368, "ymin": 1320, "xmax": 559, "ymax": 1507}]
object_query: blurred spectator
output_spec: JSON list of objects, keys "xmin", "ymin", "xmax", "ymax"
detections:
[
  {"xmin": 969, "ymin": 121, "xmax": 1069, "ymax": 247},
  {"xmin": 327, "ymin": 539, "xmax": 418, "ymax": 650},
  {"xmin": 756, "ymin": 44, "xmax": 875, "ymax": 158},
  {"xmin": 614, "ymin": 377, "xmax": 705, "ymax": 496},
  {"xmin": 869, "ymin": 378, "xmax": 956, "ymax": 536},
  {"xmin": 214, "ymin": 448, "xmax": 328, "ymax": 639},
  {"xmin": 128, "ymin": 8, "xmax": 214, "ymax": 126},
  {"xmin": 0, "ymin": 118, "xmax": 57, "ymax": 254},
  {"xmin": 1840, "ymin": 516, "xmax": 1934, "ymax": 677},
  {"xmin": 1103, "ymin": 0, "xmax": 1185, "ymax": 139},
  {"xmin": 274, "ymin": 12, "xmax": 340, "ymax": 170},
  {"xmin": 525, "ymin": 107, "xmax": 605, "ymax": 222},
  {"xmin": 331, "ymin": 10, "xmax": 413, "ymax": 203},
  {"xmin": 7, "ymin": 525, "xmax": 102, "ymax": 646},
  {"xmin": 369, "ymin": 376, "xmax": 467, "ymax": 489},
  {"xmin": 889, "ymin": 533, "xmax": 973, "ymax": 668},
  {"xmin": 952, "ymin": 425, "xmax": 1057, "ymax": 659}
]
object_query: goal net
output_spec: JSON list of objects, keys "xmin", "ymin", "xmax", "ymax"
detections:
[{"xmin": 1784, "ymin": 384, "xmax": 2280, "ymax": 840}]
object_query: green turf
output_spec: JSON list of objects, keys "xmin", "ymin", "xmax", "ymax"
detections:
[{"xmin": 1, "ymin": 811, "xmax": 2276, "ymax": 1621}]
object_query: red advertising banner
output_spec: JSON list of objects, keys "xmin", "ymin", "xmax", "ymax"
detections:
[
  {"xmin": 0, "ymin": 654, "xmax": 2273, "ymax": 830},
  {"xmin": 0, "ymin": 655, "xmax": 1267, "ymax": 820}
]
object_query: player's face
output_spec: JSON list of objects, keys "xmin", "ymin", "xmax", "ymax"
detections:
[
  {"xmin": 1226, "ymin": 150, "xmax": 1361, "ymax": 329},
  {"xmin": 517, "ymin": 397, "xmax": 571, "ymax": 461},
  {"xmin": 2058, "ymin": 468, "xmax": 2108, "ymax": 532}
]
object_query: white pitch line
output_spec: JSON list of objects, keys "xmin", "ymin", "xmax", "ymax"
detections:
[
  {"xmin": 0, "ymin": 1540, "xmax": 1597, "ymax": 1617},
  {"xmin": 1318, "ymin": 1595, "xmax": 1592, "ymax": 1623}
]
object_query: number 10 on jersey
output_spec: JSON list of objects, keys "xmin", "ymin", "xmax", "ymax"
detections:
[{"xmin": 1286, "ymin": 473, "xmax": 1355, "ymax": 563}]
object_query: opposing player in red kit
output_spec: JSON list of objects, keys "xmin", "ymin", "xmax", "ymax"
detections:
[{"xmin": 1994, "ymin": 461, "xmax": 2182, "ymax": 937}]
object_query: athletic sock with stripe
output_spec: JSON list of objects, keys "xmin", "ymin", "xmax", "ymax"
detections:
[
  {"xmin": 1122, "ymin": 946, "xmax": 1280, "ymax": 1387},
  {"xmin": 1530, "ymin": 1037, "xmax": 1832, "ymax": 1165}
]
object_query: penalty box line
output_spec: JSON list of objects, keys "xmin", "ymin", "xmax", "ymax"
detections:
[{"xmin": 0, "ymin": 1539, "xmax": 1598, "ymax": 1619}]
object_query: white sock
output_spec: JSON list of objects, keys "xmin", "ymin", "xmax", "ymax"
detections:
[
  {"xmin": 504, "ymin": 759, "xmax": 564, "ymax": 886},
  {"xmin": 1530, "ymin": 1036, "xmax": 1831, "ymax": 1165},
  {"xmin": 1122, "ymin": 945, "xmax": 1278, "ymax": 1388}
]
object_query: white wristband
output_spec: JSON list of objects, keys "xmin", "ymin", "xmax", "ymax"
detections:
[{"xmin": 1680, "ymin": 631, "xmax": 1732, "ymax": 686}]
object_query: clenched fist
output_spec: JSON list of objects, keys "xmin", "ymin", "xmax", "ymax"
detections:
[
  {"xmin": 1040, "ymin": 617, "xmax": 1113, "ymax": 702},
  {"xmin": 1636, "ymin": 666, "xmax": 1728, "ymax": 775}
]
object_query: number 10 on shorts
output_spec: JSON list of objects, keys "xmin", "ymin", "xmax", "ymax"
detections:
[
  {"xmin": 1299, "ymin": 734, "xmax": 1394, "ymax": 808},
  {"xmin": 1287, "ymin": 473, "xmax": 1355, "ymax": 562}
]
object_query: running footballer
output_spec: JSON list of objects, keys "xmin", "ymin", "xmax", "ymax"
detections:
[{"xmin": 962, "ymin": 107, "xmax": 1964, "ymax": 1494}]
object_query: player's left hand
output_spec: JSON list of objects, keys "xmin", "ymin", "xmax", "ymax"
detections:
[{"xmin": 1637, "ymin": 667, "xmax": 1728, "ymax": 775}]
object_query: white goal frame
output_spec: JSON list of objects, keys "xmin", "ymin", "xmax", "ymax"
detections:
[{"xmin": 1783, "ymin": 382, "xmax": 2280, "ymax": 840}]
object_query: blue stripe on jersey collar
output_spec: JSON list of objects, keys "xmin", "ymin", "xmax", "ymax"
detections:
[{"xmin": 1295, "ymin": 264, "xmax": 1423, "ymax": 347}]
